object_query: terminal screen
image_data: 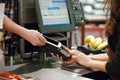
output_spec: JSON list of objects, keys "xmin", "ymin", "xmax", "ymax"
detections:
[{"xmin": 38, "ymin": 0, "xmax": 70, "ymax": 26}]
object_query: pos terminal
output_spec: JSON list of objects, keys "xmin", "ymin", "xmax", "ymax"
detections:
[{"xmin": 43, "ymin": 35, "xmax": 72, "ymax": 61}]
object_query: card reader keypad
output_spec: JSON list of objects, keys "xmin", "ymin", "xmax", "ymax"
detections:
[{"xmin": 72, "ymin": 0, "xmax": 84, "ymax": 26}]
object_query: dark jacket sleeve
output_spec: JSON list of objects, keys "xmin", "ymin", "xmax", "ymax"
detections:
[
  {"xmin": 106, "ymin": 57, "xmax": 120, "ymax": 76},
  {"xmin": 106, "ymin": 30, "xmax": 120, "ymax": 76}
]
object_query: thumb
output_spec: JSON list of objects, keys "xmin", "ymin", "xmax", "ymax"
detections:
[{"xmin": 62, "ymin": 45, "xmax": 71, "ymax": 53}]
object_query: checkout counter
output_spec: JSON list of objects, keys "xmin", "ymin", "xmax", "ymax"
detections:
[
  {"xmin": 0, "ymin": 56, "xmax": 95, "ymax": 80},
  {"xmin": 0, "ymin": 56, "xmax": 110, "ymax": 80}
]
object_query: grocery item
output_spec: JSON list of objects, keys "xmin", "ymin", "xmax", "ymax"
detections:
[
  {"xmin": 94, "ymin": 37, "xmax": 102, "ymax": 48},
  {"xmin": 84, "ymin": 35, "xmax": 96, "ymax": 49},
  {"xmin": 97, "ymin": 41, "xmax": 108, "ymax": 50},
  {"xmin": 84, "ymin": 35, "xmax": 108, "ymax": 50},
  {"xmin": 0, "ymin": 72, "xmax": 21, "ymax": 80},
  {"xmin": 0, "ymin": 72, "xmax": 38, "ymax": 80}
]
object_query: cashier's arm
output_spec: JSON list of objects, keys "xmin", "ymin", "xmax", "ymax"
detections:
[
  {"xmin": 87, "ymin": 53, "xmax": 109, "ymax": 61},
  {"xmin": 3, "ymin": 15, "xmax": 46, "ymax": 46}
]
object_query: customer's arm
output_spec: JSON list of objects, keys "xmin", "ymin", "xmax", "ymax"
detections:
[{"xmin": 3, "ymin": 15, "xmax": 46, "ymax": 46}]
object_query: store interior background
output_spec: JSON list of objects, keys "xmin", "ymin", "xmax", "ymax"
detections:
[{"xmin": 2, "ymin": 0, "xmax": 107, "ymax": 66}]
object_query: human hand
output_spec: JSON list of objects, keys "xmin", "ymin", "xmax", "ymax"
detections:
[
  {"xmin": 22, "ymin": 29, "xmax": 47, "ymax": 46},
  {"xmin": 51, "ymin": 45, "xmax": 91, "ymax": 67},
  {"xmin": 50, "ymin": 45, "xmax": 76, "ymax": 64},
  {"xmin": 62, "ymin": 45, "xmax": 91, "ymax": 66}
]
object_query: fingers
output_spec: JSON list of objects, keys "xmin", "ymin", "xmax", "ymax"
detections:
[
  {"xmin": 34, "ymin": 30, "xmax": 47, "ymax": 46},
  {"xmin": 38, "ymin": 33, "xmax": 47, "ymax": 45},
  {"xmin": 62, "ymin": 45, "xmax": 81, "ymax": 55},
  {"xmin": 50, "ymin": 53, "xmax": 60, "ymax": 59},
  {"xmin": 50, "ymin": 53, "xmax": 76, "ymax": 65},
  {"xmin": 62, "ymin": 56, "xmax": 76, "ymax": 64},
  {"xmin": 62, "ymin": 45, "xmax": 71, "ymax": 53},
  {"xmin": 50, "ymin": 53, "xmax": 65, "ymax": 62}
]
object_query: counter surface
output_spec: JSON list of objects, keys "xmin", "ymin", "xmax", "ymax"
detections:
[{"xmin": 0, "ymin": 58, "xmax": 93, "ymax": 80}]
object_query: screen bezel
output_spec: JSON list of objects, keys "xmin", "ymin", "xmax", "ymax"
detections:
[{"xmin": 35, "ymin": 0, "xmax": 75, "ymax": 33}]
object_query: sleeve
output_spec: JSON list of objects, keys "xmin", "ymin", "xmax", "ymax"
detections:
[
  {"xmin": 106, "ymin": 31, "xmax": 120, "ymax": 76},
  {"xmin": 106, "ymin": 59, "xmax": 120, "ymax": 76}
]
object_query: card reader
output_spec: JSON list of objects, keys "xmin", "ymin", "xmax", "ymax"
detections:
[{"xmin": 43, "ymin": 35, "xmax": 72, "ymax": 61}]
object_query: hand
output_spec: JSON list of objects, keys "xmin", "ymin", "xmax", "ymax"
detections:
[
  {"xmin": 23, "ymin": 30, "xmax": 47, "ymax": 46},
  {"xmin": 50, "ymin": 53, "xmax": 76, "ymax": 64},
  {"xmin": 63, "ymin": 45, "xmax": 91, "ymax": 66},
  {"xmin": 3, "ymin": 15, "xmax": 47, "ymax": 46},
  {"xmin": 51, "ymin": 45, "xmax": 91, "ymax": 67}
]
